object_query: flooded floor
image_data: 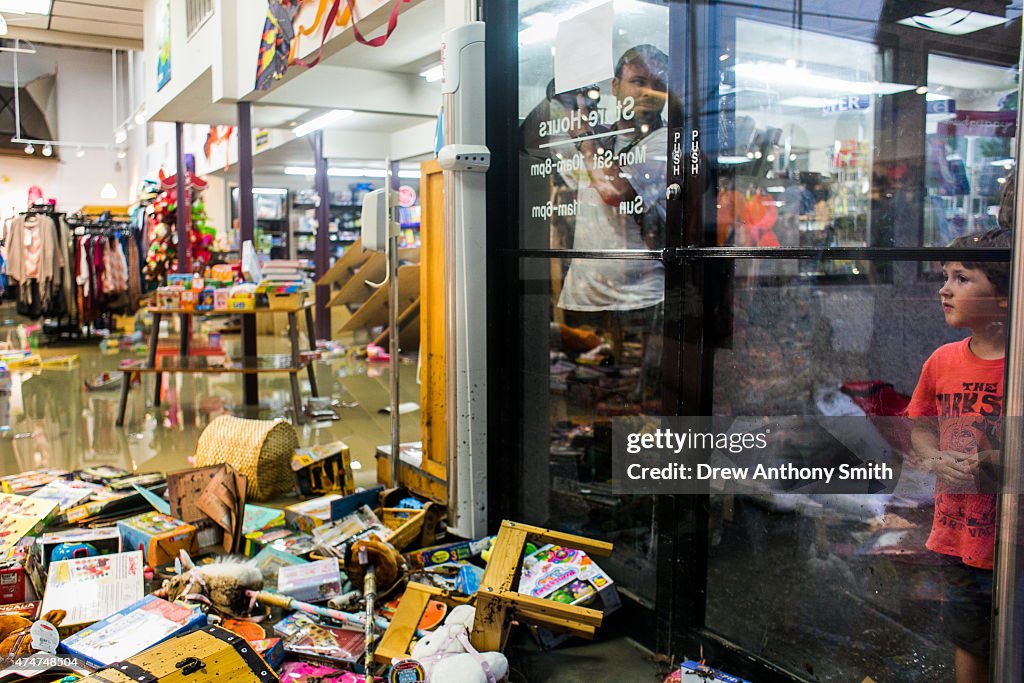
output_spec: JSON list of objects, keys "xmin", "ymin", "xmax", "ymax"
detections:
[{"xmin": 0, "ymin": 314, "xmax": 421, "ymax": 484}]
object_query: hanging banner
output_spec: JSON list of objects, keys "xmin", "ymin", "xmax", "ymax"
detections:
[
  {"xmin": 256, "ymin": 0, "xmax": 301, "ymax": 91},
  {"xmin": 156, "ymin": 0, "xmax": 172, "ymax": 91}
]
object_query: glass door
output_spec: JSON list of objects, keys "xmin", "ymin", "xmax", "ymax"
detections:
[
  {"xmin": 504, "ymin": 0, "xmax": 679, "ymax": 648},
  {"xmin": 679, "ymin": 2, "xmax": 1022, "ymax": 681}
]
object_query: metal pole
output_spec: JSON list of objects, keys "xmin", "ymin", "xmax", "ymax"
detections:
[
  {"xmin": 175, "ymin": 122, "xmax": 189, "ymax": 271},
  {"xmin": 388, "ymin": 159, "xmax": 401, "ymax": 487},
  {"xmin": 13, "ymin": 41, "xmax": 20, "ymax": 141},
  {"xmin": 313, "ymin": 130, "xmax": 331, "ymax": 341},
  {"xmin": 175, "ymin": 121, "xmax": 191, "ymax": 359},
  {"xmin": 992, "ymin": 19, "xmax": 1024, "ymax": 679},
  {"xmin": 111, "ymin": 50, "xmax": 118, "ymax": 139},
  {"xmin": 237, "ymin": 102, "xmax": 259, "ymax": 407},
  {"xmin": 442, "ymin": 89, "xmax": 459, "ymax": 527}
]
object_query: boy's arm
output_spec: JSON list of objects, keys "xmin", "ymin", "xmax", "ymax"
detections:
[{"xmin": 911, "ymin": 417, "xmax": 975, "ymax": 488}]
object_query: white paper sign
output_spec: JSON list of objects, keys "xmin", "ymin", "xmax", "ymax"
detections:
[
  {"xmin": 30, "ymin": 620, "xmax": 59, "ymax": 654},
  {"xmin": 555, "ymin": 2, "xmax": 614, "ymax": 95}
]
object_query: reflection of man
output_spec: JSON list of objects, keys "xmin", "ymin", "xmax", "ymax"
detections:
[{"xmin": 558, "ymin": 44, "xmax": 668, "ymax": 312}]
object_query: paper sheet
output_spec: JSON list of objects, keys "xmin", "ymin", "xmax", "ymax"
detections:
[{"xmin": 555, "ymin": 2, "xmax": 614, "ymax": 94}]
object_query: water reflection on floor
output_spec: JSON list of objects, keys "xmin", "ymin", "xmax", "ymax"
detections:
[{"xmin": 0, "ymin": 332, "xmax": 421, "ymax": 485}]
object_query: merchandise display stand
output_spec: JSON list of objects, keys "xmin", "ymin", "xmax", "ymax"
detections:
[
  {"xmin": 115, "ymin": 302, "xmax": 320, "ymax": 426},
  {"xmin": 469, "ymin": 521, "xmax": 613, "ymax": 652}
]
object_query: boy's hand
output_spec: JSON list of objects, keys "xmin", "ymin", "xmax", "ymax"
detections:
[{"xmin": 930, "ymin": 450, "xmax": 977, "ymax": 489}]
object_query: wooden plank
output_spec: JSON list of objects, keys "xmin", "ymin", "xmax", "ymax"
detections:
[
  {"xmin": 372, "ymin": 298, "xmax": 421, "ymax": 348},
  {"xmin": 419, "ymin": 160, "xmax": 447, "ymax": 492},
  {"xmin": 340, "ymin": 264, "xmax": 420, "ymax": 333},
  {"xmin": 327, "ymin": 251, "xmax": 387, "ymax": 308},
  {"xmin": 317, "ymin": 238, "xmax": 371, "ymax": 286},
  {"xmin": 471, "ymin": 593, "xmax": 510, "ymax": 653},
  {"xmin": 502, "ymin": 521, "xmax": 614, "ymax": 558},
  {"xmin": 496, "ymin": 590, "xmax": 604, "ymax": 627},
  {"xmin": 375, "ymin": 583, "xmax": 433, "ymax": 664}
]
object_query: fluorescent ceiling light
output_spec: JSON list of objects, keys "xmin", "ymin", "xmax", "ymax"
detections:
[
  {"xmin": 292, "ymin": 110, "xmax": 353, "ymax": 137},
  {"xmin": 926, "ymin": 93, "xmax": 952, "ymax": 101},
  {"xmin": 735, "ymin": 62, "xmax": 915, "ymax": 96},
  {"xmin": 420, "ymin": 64, "xmax": 443, "ymax": 83},
  {"xmin": 718, "ymin": 156, "xmax": 750, "ymax": 165},
  {"xmin": 0, "ymin": 0, "xmax": 51, "ymax": 13},
  {"xmin": 898, "ymin": 8, "xmax": 1008, "ymax": 35},
  {"xmin": 285, "ymin": 166, "xmax": 419, "ymax": 179},
  {"xmin": 252, "ymin": 187, "xmax": 288, "ymax": 195}
]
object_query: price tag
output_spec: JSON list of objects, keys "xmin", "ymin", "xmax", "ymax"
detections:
[{"xmin": 30, "ymin": 620, "xmax": 59, "ymax": 654}]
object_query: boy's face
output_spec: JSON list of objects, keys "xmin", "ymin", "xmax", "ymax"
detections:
[{"xmin": 939, "ymin": 262, "xmax": 1008, "ymax": 330}]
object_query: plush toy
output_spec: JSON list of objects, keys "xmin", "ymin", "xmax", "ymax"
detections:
[
  {"xmin": 346, "ymin": 535, "xmax": 406, "ymax": 592},
  {"xmin": 161, "ymin": 551, "xmax": 263, "ymax": 618},
  {"xmin": 0, "ymin": 610, "xmax": 66, "ymax": 658},
  {"xmin": 408, "ymin": 605, "xmax": 508, "ymax": 683}
]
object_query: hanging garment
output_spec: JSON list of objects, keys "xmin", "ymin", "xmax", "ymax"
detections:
[
  {"xmin": 7, "ymin": 214, "xmax": 63, "ymax": 315},
  {"xmin": 126, "ymin": 236, "xmax": 142, "ymax": 312}
]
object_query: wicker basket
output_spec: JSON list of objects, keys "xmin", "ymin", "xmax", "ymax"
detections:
[{"xmin": 195, "ymin": 415, "xmax": 299, "ymax": 501}]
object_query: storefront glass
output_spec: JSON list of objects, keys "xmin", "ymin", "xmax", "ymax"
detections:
[{"xmin": 501, "ymin": 0, "xmax": 1021, "ymax": 679}]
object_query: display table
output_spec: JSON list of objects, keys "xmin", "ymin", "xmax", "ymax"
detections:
[{"xmin": 116, "ymin": 303, "xmax": 320, "ymax": 426}]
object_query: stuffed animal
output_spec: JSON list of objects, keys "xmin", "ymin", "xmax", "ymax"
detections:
[
  {"xmin": 408, "ymin": 605, "xmax": 508, "ymax": 683},
  {"xmin": 0, "ymin": 610, "xmax": 66, "ymax": 658},
  {"xmin": 161, "ymin": 552, "xmax": 263, "ymax": 618}
]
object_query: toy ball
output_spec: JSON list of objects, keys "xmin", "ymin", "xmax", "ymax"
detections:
[{"xmin": 51, "ymin": 542, "xmax": 99, "ymax": 563}]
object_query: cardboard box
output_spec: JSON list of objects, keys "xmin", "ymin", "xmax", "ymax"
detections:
[
  {"xmin": 0, "ymin": 601, "xmax": 39, "ymax": 619},
  {"xmin": 242, "ymin": 505, "xmax": 286, "ymax": 535},
  {"xmin": 291, "ymin": 442, "xmax": 354, "ymax": 496},
  {"xmin": 0, "ymin": 494, "xmax": 58, "ymax": 562},
  {"xmin": 285, "ymin": 494, "xmax": 344, "ymax": 533},
  {"xmin": 680, "ymin": 661, "xmax": 752, "ymax": 683},
  {"xmin": 251, "ymin": 638, "xmax": 284, "ymax": 670},
  {"xmin": 36, "ymin": 527, "xmax": 122, "ymax": 571},
  {"xmin": 277, "ymin": 559, "xmax": 342, "ymax": 603},
  {"xmin": 41, "ymin": 551, "xmax": 145, "ymax": 635},
  {"xmin": 518, "ymin": 543, "xmax": 620, "ymax": 649},
  {"xmin": 404, "ymin": 536, "xmax": 494, "ymax": 569},
  {"xmin": 244, "ymin": 528, "xmax": 315, "ymax": 558},
  {"xmin": 117, "ymin": 513, "xmax": 198, "ymax": 567},
  {"xmin": 0, "ymin": 469, "xmax": 69, "ymax": 494},
  {"xmin": 60, "ymin": 595, "xmax": 206, "ymax": 668},
  {"xmin": 0, "ymin": 561, "xmax": 27, "ymax": 605},
  {"xmin": 214, "ymin": 289, "xmax": 230, "ymax": 311},
  {"xmin": 28, "ymin": 479, "xmax": 105, "ymax": 513},
  {"xmin": 250, "ymin": 546, "xmax": 308, "ymax": 585}
]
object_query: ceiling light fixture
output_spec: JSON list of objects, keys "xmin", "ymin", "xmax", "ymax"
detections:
[
  {"xmin": 100, "ymin": 182, "xmax": 117, "ymax": 200},
  {"xmin": 420, "ymin": 64, "xmax": 443, "ymax": 83},
  {"xmin": 114, "ymin": 128, "xmax": 127, "ymax": 144},
  {"xmin": 75, "ymin": 148, "xmax": 85, "ymax": 158},
  {"xmin": 897, "ymin": 8, "xmax": 1008, "ymax": 35},
  {"xmin": 292, "ymin": 110, "xmax": 354, "ymax": 137},
  {"xmin": 735, "ymin": 61, "xmax": 915, "ymax": 95},
  {"xmin": 134, "ymin": 111, "xmax": 146, "ymax": 126},
  {"xmin": 284, "ymin": 166, "xmax": 420, "ymax": 179},
  {"xmin": 0, "ymin": 14, "xmax": 7, "ymax": 37},
  {"xmin": 252, "ymin": 187, "xmax": 288, "ymax": 195},
  {"xmin": 41, "ymin": 144, "xmax": 52, "ymax": 157},
  {"xmin": 23, "ymin": 143, "xmax": 34, "ymax": 155}
]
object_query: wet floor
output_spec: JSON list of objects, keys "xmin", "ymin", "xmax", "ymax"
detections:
[{"xmin": 0, "ymin": 312, "xmax": 421, "ymax": 484}]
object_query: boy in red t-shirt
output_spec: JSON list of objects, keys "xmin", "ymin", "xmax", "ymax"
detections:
[{"xmin": 908, "ymin": 228, "xmax": 1011, "ymax": 683}]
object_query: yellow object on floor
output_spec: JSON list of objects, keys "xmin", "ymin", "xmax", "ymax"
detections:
[
  {"xmin": 41, "ymin": 354, "xmax": 79, "ymax": 369},
  {"xmin": 6, "ymin": 354, "xmax": 41, "ymax": 370}
]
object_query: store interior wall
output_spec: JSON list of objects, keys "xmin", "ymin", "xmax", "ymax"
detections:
[{"xmin": 0, "ymin": 45, "xmax": 135, "ymax": 215}]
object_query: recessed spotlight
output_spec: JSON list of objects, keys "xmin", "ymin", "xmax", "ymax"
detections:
[
  {"xmin": 117, "ymin": 151, "xmax": 127, "ymax": 159},
  {"xmin": 134, "ymin": 111, "xmax": 146, "ymax": 126},
  {"xmin": 41, "ymin": 144, "xmax": 52, "ymax": 157},
  {"xmin": 24, "ymin": 143, "xmax": 34, "ymax": 155}
]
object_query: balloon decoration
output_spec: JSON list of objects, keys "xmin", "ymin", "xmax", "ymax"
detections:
[{"xmin": 143, "ymin": 170, "xmax": 214, "ymax": 283}]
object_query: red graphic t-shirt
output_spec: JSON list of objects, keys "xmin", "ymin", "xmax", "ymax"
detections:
[{"xmin": 907, "ymin": 337, "xmax": 1003, "ymax": 570}]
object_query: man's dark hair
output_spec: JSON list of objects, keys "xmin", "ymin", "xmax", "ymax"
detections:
[
  {"xmin": 944, "ymin": 228, "xmax": 1013, "ymax": 296},
  {"xmin": 614, "ymin": 44, "xmax": 669, "ymax": 80}
]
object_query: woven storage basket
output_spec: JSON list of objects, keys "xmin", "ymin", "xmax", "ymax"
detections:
[{"xmin": 195, "ymin": 415, "xmax": 299, "ymax": 501}]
